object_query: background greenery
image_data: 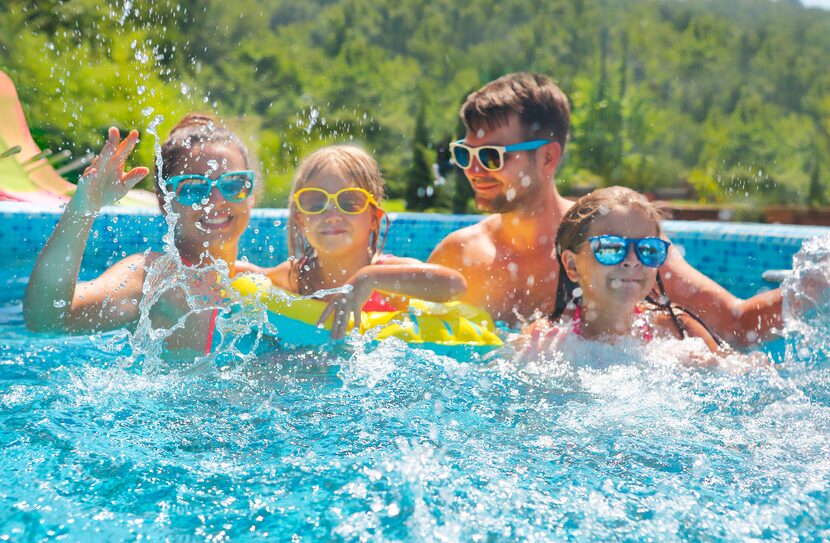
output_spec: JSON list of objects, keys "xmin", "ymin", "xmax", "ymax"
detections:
[{"xmin": 2, "ymin": 0, "xmax": 829, "ymax": 211}]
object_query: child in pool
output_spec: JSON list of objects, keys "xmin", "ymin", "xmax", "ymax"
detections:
[
  {"xmin": 520, "ymin": 186, "xmax": 728, "ymax": 357},
  {"xmin": 267, "ymin": 145, "xmax": 467, "ymax": 340},
  {"xmin": 24, "ymin": 113, "xmax": 265, "ymax": 359}
]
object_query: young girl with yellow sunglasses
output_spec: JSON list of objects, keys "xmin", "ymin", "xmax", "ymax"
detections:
[{"xmin": 267, "ymin": 145, "xmax": 467, "ymax": 340}]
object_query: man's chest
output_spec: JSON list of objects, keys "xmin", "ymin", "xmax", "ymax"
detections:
[{"xmin": 470, "ymin": 253, "xmax": 560, "ymax": 320}]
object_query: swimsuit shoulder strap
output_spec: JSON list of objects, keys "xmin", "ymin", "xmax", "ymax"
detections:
[{"xmin": 646, "ymin": 273, "xmax": 730, "ymax": 349}]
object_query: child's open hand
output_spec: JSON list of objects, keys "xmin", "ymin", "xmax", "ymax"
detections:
[
  {"xmin": 515, "ymin": 318, "xmax": 565, "ymax": 365},
  {"xmin": 75, "ymin": 127, "xmax": 149, "ymax": 212},
  {"xmin": 318, "ymin": 279, "xmax": 372, "ymax": 340}
]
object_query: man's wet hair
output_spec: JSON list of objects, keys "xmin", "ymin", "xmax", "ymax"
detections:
[{"xmin": 461, "ymin": 72, "xmax": 570, "ymax": 152}]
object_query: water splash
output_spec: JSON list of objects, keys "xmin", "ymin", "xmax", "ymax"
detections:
[{"xmin": 782, "ymin": 235, "xmax": 830, "ymax": 366}]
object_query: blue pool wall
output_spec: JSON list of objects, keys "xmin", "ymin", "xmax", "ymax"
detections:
[{"xmin": 3, "ymin": 202, "xmax": 829, "ymax": 299}]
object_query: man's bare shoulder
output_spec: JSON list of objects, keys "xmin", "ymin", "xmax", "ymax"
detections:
[{"xmin": 428, "ymin": 216, "xmax": 499, "ymax": 266}]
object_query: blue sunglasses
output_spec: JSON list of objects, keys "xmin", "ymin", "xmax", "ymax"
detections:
[
  {"xmin": 588, "ymin": 235, "xmax": 670, "ymax": 268},
  {"xmin": 166, "ymin": 170, "xmax": 255, "ymax": 206}
]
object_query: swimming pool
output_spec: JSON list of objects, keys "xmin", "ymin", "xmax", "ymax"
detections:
[{"xmin": 2, "ymin": 203, "xmax": 830, "ymax": 541}]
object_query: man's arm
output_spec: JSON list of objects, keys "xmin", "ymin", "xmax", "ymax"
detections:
[{"xmin": 661, "ymin": 246, "xmax": 782, "ymax": 347}]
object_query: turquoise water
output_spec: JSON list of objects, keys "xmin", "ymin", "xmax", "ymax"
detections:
[{"xmin": 2, "ymin": 257, "xmax": 830, "ymax": 542}]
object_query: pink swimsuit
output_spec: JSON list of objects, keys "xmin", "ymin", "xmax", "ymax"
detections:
[{"xmin": 360, "ymin": 254, "xmax": 399, "ymax": 313}]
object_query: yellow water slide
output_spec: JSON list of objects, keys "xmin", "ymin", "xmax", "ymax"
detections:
[{"xmin": 0, "ymin": 70, "xmax": 157, "ymax": 208}]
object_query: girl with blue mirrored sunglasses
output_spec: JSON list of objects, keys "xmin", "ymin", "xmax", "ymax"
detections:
[
  {"xmin": 588, "ymin": 235, "xmax": 670, "ymax": 268},
  {"xmin": 518, "ymin": 186, "xmax": 728, "ymax": 355}
]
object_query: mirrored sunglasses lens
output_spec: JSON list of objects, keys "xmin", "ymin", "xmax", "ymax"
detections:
[
  {"xmin": 478, "ymin": 147, "xmax": 502, "ymax": 170},
  {"xmin": 336, "ymin": 190, "xmax": 370, "ymax": 213},
  {"xmin": 297, "ymin": 190, "xmax": 329, "ymax": 213},
  {"xmin": 451, "ymin": 146, "xmax": 471, "ymax": 168},
  {"xmin": 592, "ymin": 238, "xmax": 627, "ymax": 265},
  {"xmin": 176, "ymin": 178, "xmax": 211, "ymax": 204},
  {"xmin": 636, "ymin": 239, "xmax": 667, "ymax": 267}
]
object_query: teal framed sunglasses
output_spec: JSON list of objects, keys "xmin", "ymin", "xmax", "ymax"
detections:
[
  {"xmin": 166, "ymin": 170, "xmax": 255, "ymax": 206},
  {"xmin": 449, "ymin": 139, "xmax": 551, "ymax": 171}
]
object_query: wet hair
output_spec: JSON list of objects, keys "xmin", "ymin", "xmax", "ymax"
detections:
[
  {"xmin": 551, "ymin": 186, "xmax": 666, "ymax": 320},
  {"xmin": 287, "ymin": 145, "xmax": 387, "ymax": 294},
  {"xmin": 461, "ymin": 72, "xmax": 570, "ymax": 152},
  {"xmin": 155, "ymin": 112, "xmax": 251, "ymax": 192}
]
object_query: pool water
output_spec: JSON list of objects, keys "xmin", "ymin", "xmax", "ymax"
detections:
[{"xmin": 2, "ymin": 251, "xmax": 830, "ymax": 542}]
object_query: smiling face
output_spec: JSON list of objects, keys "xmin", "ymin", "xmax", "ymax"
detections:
[
  {"xmin": 561, "ymin": 207, "xmax": 660, "ymax": 311},
  {"xmin": 164, "ymin": 143, "xmax": 253, "ymax": 252},
  {"xmin": 462, "ymin": 114, "xmax": 556, "ymax": 214},
  {"xmin": 295, "ymin": 171, "xmax": 378, "ymax": 260}
]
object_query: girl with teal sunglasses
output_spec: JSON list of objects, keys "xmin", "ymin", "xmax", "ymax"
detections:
[{"xmin": 25, "ymin": 113, "xmax": 269, "ymax": 362}]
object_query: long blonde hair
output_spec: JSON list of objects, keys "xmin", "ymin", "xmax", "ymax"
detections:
[{"xmin": 287, "ymin": 145, "xmax": 386, "ymax": 294}]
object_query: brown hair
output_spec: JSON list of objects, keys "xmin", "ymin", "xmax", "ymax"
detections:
[
  {"xmin": 287, "ymin": 145, "xmax": 386, "ymax": 294},
  {"xmin": 461, "ymin": 72, "xmax": 570, "ymax": 152},
  {"xmin": 552, "ymin": 186, "xmax": 666, "ymax": 319},
  {"xmin": 156, "ymin": 113, "xmax": 251, "ymax": 191}
]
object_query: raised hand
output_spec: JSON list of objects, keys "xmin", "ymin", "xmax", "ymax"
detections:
[{"xmin": 74, "ymin": 127, "xmax": 149, "ymax": 212}]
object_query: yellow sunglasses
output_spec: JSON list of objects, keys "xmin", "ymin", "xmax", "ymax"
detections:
[{"xmin": 293, "ymin": 187, "xmax": 379, "ymax": 215}]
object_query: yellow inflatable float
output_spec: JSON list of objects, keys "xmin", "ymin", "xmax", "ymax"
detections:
[{"xmin": 230, "ymin": 274, "xmax": 503, "ymax": 358}]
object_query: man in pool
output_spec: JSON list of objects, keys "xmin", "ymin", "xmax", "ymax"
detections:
[{"xmin": 428, "ymin": 72, "xmax": 782, "ymax": 346}]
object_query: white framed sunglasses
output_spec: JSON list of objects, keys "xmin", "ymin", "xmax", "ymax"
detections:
[{"xmin": 449, "ymin": 139, "xmax": 550, "ymax": 171}]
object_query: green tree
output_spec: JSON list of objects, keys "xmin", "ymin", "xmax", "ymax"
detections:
[{"xmin": 405, "ymin": 104, "xmax": 436, "ymax": 210}]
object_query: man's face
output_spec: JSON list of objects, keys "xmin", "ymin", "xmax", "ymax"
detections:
[{"xmin": 461, "ymin": 114, "xmax": 545, "ymax": 214}]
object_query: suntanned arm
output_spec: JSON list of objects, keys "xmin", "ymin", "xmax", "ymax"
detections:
[
  {"xmin": 351, "ymin": 260, "xmax": 468, "ymax": 303},
  {"xmin": 660, "ymin": 245, "xmax": 782, "ymax": 347},
  {"xmin": 23, "ymin": 128, "xmax": 149, "ymax": 333},
  {"xmin": 263, "ymin": 261, "xmax": 294, "ymax": 292},
  {"xmin": 427, "ymin": 230, "xmax": 484, "ymax": 305},
  {"xmin": 320, "ymin": 260, "xmax": 467, "ymax": 340}
]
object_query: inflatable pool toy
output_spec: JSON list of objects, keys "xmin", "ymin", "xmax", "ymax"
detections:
[{"xmin": 230, "ymin": 274, "xmax": 503, "ymax": 358}]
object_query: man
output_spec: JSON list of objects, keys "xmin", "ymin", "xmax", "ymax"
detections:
[{"xmin": 428, "ymin": 72, "xmax": 780, "ymax": 346}]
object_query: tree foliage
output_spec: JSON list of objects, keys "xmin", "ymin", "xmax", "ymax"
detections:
[{"xmin": 1, "ymin": 0, "xmax": 829, "ymax": 206}]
